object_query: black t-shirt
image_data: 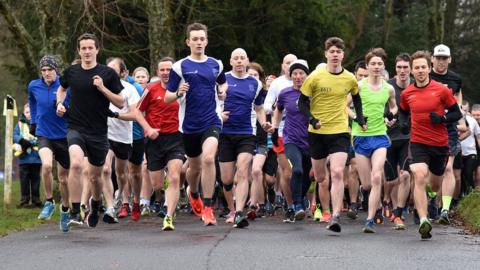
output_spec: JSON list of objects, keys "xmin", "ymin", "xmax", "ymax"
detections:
[
  {"xmin": 60, "ymin": 64, "xmax": 123, "ymax": 135},
  {"xmin": 386, "ymin": 78, "xmax": 411, "ymax": 141},
  {"xmin": 430, "ymin": 69, "xmax": 463, "ymax": 139}
]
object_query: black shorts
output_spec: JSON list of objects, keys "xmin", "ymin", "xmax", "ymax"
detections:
[
  {"xmin": 218, "ymin": 134, "xmax": 256, "ymax": 162},
  {"xmin": 183, "ymin": 126, "xmax": 220, "ymax": 158},
  {"xmin": 409, "ymin": 142, "xmax": 449, "ymax": 176},
  {"xmin": 384, "ymin": 139, "xmax": 410, "ymax": 181},
  {"xmin": 67, "ymin": 129, "xmax": 109, "ymax": 167},
  {"xmin": 453, "ymin": 152, "xmax": 462, "ymax": 170},
  {"xmin": 37, "ymin": 137, "xmax": 70, "ymax": 169},
  {"xmin": 263, "ymin": 149, "xmax": 278, "ymax": 176},
  {"xmin": 308, "ymin": 132, "xmax": 350, "ymax": 160},
  {"xmin": 129, "ymin": 138, "xmax": 145, "ymax": 165},
  {"xmin": 109, "ymin": 140, "xmax": 132, "ymax": 160},
  {"xmin": 145, "ymin": 132, "xmax": 185, "ymax": 171}
]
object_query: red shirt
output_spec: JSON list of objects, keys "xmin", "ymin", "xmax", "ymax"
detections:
[
  {"xmin": 138, "ymin": 81, "xmax": 179, "ymax": 134},
  {"xmin": 400, "ymin": 79, "xmax": 457, "ymax": 146}
]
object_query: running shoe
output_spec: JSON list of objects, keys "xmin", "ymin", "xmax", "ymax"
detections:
[
  {"xmin": 427, "ymin": 197, "xmax": 439, "ymax": 221},
  {"xmin": 38, "ymin": 201, "xmax": 55, "ymax": 220},
  {"xmin": 283, "ymin": 208, "xmax": 295, "ymax": 223},
  {"xmin": 87, "ymin": 209, "xmax": 100, "ymax": 228},
  {"xmin": 59, "ymin": 208, "xmax": 70, "ymax": 232},
  {"xmin": 188, "ymin": 189, "xmax": 204, "ymax": 217},
  {"xmin": 313, "ymin": 205, "xmax": 322, "ymax": 221},
  {"xmin": 363, "ymin": 219, "xmax": 376, "ymax": 233},
  {"xmin": 233, "ymin": 211, "xmax": 249, "ymax": 228},
  {"xmin": 202, "ymin": 207, "xmax": 217, "ymax": 226},
  {"xmin": 80, "ymin": 204, "xmax": 89, "ymax": 222},
  {"xmin": 226, "ymin": 210, "xmax": 235, "ymax": 223},
  {"xmin": 256, "ymin": 206, "xmax": 266, "ymax": 218},
  {"xmin": 118, "ymin": 203, "xmax": 130, "ymax": 218},
  {"xmin": 347, "ymin": 203, "xmax": 358, "ymax": 220},
  {"xmin": 419, "ymin": 219, "xmax": 432, "ymax": 240},
  {"xmin": 294, "ymin": 208, "xmax": 306, "ymax": 221},
  {"xmin": 246, "ymin": 206, "xmax": 258, "ymax": 220},
  {"xmin": 157, "ymin": 205, "xmax": 167, "ymax": 218},
  {"xmin": 131, "ymin": 203, "xmax": 141, "ymax": 221},
  {"xmin": 274, "ymin": 195, "xmax": 285, "ymax": 210},
  {"xmin": 342, "ymin": 200, "xmax": 349, "ymax": 212},
  {"xmin": 383, "ymin": 202, "xmax": 392, "ymax": 219},
  {"xmin": 103, "ymin": 207, "xmax": 119, "ymax": 224},
  {"xmin": 69, "ymin": 212, "xmax": 84, "ymax": 226},
  {"xmin": 113, "ymin": 190, "xmax": 123, "ymax": 213},
  {"xmin": 393, "ymin": 217, "xmax": 406, "ymax": 230},
  {"xmin": 319, "ymin": 211, "xmax": 332, "ymax": 223},
  {"xmin": 374, "ymin": 208, "xmax": 384, "ymax": 224},
  {"xmin": 438, "ymin": 209, "xmax": 450, "ymax": 225},
  {"xmin": 265, "ymin": 201, "xmax": 275, "ymax": 216},
  {"xmin": 326, "ymin": 215, "xmax": 341, "ymax": 233},
  {"xmin": 219, "ymin": 207, "xmax": 231, "ymax": 218},
  {"xmin": 162, "ymin": 215, "xmax": 175, "ymax": 231},
  {"xmin": 140, "ymin": 204, "xmax": 150, "ymax": 216}
]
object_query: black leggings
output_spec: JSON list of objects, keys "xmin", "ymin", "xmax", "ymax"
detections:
[
  {"xmin": 461, "ymin": 154, "xmax": 477, "ymax": 195},
  {"xmin": 19, "ymin": 163, "xmax": 41, "ymax": 202}
]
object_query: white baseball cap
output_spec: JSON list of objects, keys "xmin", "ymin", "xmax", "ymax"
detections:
[{"xmin": 433, "ymin": 44, "xmax": 451, "ymax": 57}]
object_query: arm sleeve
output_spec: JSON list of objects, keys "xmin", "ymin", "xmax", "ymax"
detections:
[
  {"xmin": 28, "ymin": 84, "xmax": 37, "ymax": 124},
  {"xmin": 166, "ymin": 62, "xmax": 182, "ymax": 92},
  {"xmin": 263, "ymin": 81, "xmax": 278, "ymax": 114},
  {"xmin": 444, "ymin": 103, "xmax": 462, "ymax": 123},
  {"xmin": 59, "ymin": 68, "xmax": 69, "ymax": 89},
  {"xmin": 351, "ymin": 93, "xmax": 365, "ymax": 120},
  {"xmin": 298, "ymin": 93, "xmax": 315, "ymax": 119},
  {"xmin": 216, "ymin": 60, "xmax": 226, "ymax": 84}
]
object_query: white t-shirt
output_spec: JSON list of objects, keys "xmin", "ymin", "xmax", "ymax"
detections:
[
  {"xmin": 263, "ymin": 75, "xmax": 293, "ymax": 136},
  {"xmin": 107, "ymin": 80, "xmax": 140, "ymax": 144},
  {"xmin": 461, "ymin": 115, "xmax": 480, "ymax": 156}
]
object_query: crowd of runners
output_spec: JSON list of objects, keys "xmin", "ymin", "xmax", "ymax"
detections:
[{"xmin": 17, "ymin": 22, "xmax": 480, "ymax": 240}]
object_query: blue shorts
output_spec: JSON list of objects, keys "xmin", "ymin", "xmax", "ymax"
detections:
[{"xmin": 353, "ymin": 135, "xmax": 391, "ymax": 158}]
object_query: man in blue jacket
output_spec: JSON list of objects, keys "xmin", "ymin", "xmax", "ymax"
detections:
[{"xmin": 28, "ymin": 55, "xmax": 71, "ymax": 230}]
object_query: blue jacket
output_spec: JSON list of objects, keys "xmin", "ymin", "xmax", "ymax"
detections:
[
  {"xmin": 13, "ymin": 115, "xmax": 41, "ymax": 165},
  {"xmin": 127, "ymin": 76, "xmax": 144, "ymax": 140},
  {"xmin": 28, "ymin": 76, "xmax": 69, "ymax": 139}
]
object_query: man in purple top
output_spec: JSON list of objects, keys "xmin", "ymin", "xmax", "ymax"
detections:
[{"xmin": 269, "ymin": 59, "xmax": 311, "ymax": 222}]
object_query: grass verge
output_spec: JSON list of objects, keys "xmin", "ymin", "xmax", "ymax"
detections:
[{"xmin": 457, "ymin": 190, "xmax": 480, "ymax": 233}]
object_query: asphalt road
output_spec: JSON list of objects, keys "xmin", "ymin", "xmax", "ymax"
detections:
[{"xmin": 1, "ymin": 210, "xmax": 479, "ymax": 270}]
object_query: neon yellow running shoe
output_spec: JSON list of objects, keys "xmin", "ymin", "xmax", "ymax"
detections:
[
  {"xmin": 162, "ymin": 215, "xmax": 175, "ymax": 231},
  {"xmin": 313, "ymin": 205, "xmax": 322, "ymax": 221}
]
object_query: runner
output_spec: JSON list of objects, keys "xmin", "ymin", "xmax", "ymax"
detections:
[
  {"xmin": 164, "ymin": 23, "xmax": 227, "ymax": 226},
  {"xmin": 56, "ymin": 33, "xmax": 124, "ymax": 230},
  {"xmin": 28, "ymin": 55, "xmax": 70, "ymax": 229},
  {"xmin": 298, "ymin": 37, "xmax": 366, "ymax": 233},
  {"xmin": 219, "ymin": 48, "xmax": 267, "ymax": 228},
  {"xmin": 399, "ymin": 50, "xmax": 462, "ymax": 239}
]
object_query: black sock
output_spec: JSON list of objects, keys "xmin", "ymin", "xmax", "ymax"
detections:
[
  {"xmin": 46, "ymin": 198, "xmax": 54, "ymax": 203},
  {"xmin": 203, "ymin": 198, "xmax": 213, "ymax": 207},
  {"xmin": 394, "ymin": 207, "xmax": 404, "ymax": 218},
  {"xmin": 191, "ymin": 192, "xmax": 200, "ymax": 199},
  {"xmin": 71, "ymin": 203, "xmax": 80, "ymax": 215},
  {"xmin": 90, "ymin": 199, "xmax": 101, "ymax": 212},
  {"xmin": 61, "ymin": 206, "xmax": 69, "ymax": 212}
]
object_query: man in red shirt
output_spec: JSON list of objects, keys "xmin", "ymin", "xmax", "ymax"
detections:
[
  {"xmin": 137, "ymin": 57, "xmax": 188, "ymax": 231},
  {"xmin": 400, "ymin": 51, "xmax": 462, "ymax": 239}
]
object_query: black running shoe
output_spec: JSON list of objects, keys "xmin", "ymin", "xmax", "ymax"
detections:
[
  {"xmin": 219, "ymin": 207, "xmax": 231, "ymax": 218},
  {"xmin": 69, "ymin": 212, "xmax": 83, "ymax": 226},
  {"xmin": 233, "ymin": 211, "xmax": 249, "ymax": 228},
  {"xmin": 427, "ymin": 198, "xmax": 439, "ymax": 221},
  {"xmin": 283, "ymin": 208, "xmax": 295, "ymax": 223},
  {"xmin": 347, "ymin": 203, "xmax": 358, "ymax": 220},
  {"xmin": 87, "ymin": 210, "xmax": 100, "ymax": 228},
  {"xmin": 327, "ymin": 215, "xmax": 341, "ymax": 233}
]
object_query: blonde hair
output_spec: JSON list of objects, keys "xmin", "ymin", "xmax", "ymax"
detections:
[{"xmin": 133, "ymin": 66, "xmax": 150, "ymax": 79}]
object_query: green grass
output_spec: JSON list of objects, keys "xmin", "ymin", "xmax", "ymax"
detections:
[
  {"xmin": 458, "ymin": 190, "xmax": 480, "ymax": 233},
  {"xmin": 0, "ymin": 181, "xmax": 57, "ymax": 237}
]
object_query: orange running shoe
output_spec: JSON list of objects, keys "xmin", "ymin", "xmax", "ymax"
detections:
[
  {"xmin": 393, "ymin": 217, "xmax": 406, "ymax": 230},
  {"xmin": 188, "ymin": 188, "xmax": 204, "ymax": 217},
  {"xmin": 202, "ymin": 207, "xmax": 217, "ymax": 226},
  {"xmin": 131, "ymin": 202, "xmax": 141, "ymax": 222},
  {"xmin": 118, "ymin": 203, "xmax": 130, "ymax": 218},
  {"xmin": 319, "ymin": 211, "xmax": 332, "ymax": 223}
]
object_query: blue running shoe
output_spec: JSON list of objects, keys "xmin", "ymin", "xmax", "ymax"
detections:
[
  {"xmin": 363, "ymin": 219, "xmax": 376, "ymax": 233},
  {"xmin": 60, "ymin": 208, "xmax": 70, "ymax": 232},
  {"xmin": 38, "ymin": 201, "xmax": 55, "ymax": 220}
]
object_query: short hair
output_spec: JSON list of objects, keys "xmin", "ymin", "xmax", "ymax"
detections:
[
  {"xmin": 411, "ymin": 50, "xmax": 431, "ymax": 67},
  {"xmin": 354, "ymin": 60, "xmax": 366, "ymax": 73},
  {"xmin": 186, "ymin": 22, "xmax": 208, "ymax": 39},
  {"xmin": 365, "ymin": 48, "xmax": 387, "ymax": 64},
  {"xmin": 472, "ymin": 104, "xmax": 480, "ymax": 111},
  {"xmin": 157, "ymin": 56, "xmax": 175, "ymax": 66},
  {"xmin": 133, "ymin": 67, "xmax": 149, "ymax": 78},
  {"xmin": 247, "ymin": 62, "xmax": 266, "ymax": 84},
  {"xmin": 395, "ymin": 53, "xmax": 411, "ymax": 65},
  {"xmin": 106, "ymin": 57, "xmax": 127, "ymax": 73},
  {"xmin": 325, "ymin": 37, "xmax": 345, "ymax": 51},
  {"xmin": 77, "ymin": 33, "xmax": 99, "ymax": 49},
  {"xmin": 23, "ymin": 103, "xmax": 29, "ymax": 109}
]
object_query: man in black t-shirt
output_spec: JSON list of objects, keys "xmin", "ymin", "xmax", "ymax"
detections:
[
  {"xmin": 429, "ymin": 44, "xmax": 466, "ymax": 225},
  {"xmin": 56, "ymin": 33, "xmax": 124, "ymax": 231}
]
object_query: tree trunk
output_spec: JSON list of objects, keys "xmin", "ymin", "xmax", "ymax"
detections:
[
  {"xmin": 382, "ymin": 0, "xmax": 394, "ymax": 48},
  {"xmin": 443, "ymin": 0, "xmax": 458, "ymax": 47}
]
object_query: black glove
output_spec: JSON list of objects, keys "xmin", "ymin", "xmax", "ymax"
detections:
[
  {"xmin": 429, "ymin": 112, "xmax": 445, "ymax": 124},
  {"xmin": 19, "ymin": 139, "xmax": 32, "ymax": 151},
  {"xmin": 29, "ymin": 124, "xmax": 36, "ymax": 136},
  {"xmin": 354, "ymin": 116, "xmax": 368, "ymax": 126},
  {"xmin": 271, "ymin": 128, "xmax": 279, "ymax": 147},
  {"xmin": 384, "ymin": 112, "xmax": 395, "ymax": 121},
  {"xmin": 107, "ymin": 109, "xmax": 119, "ymax": 118},
  {"xmin": 309, "ymin": 117, "xmax": 320, "ymax": 129}
]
